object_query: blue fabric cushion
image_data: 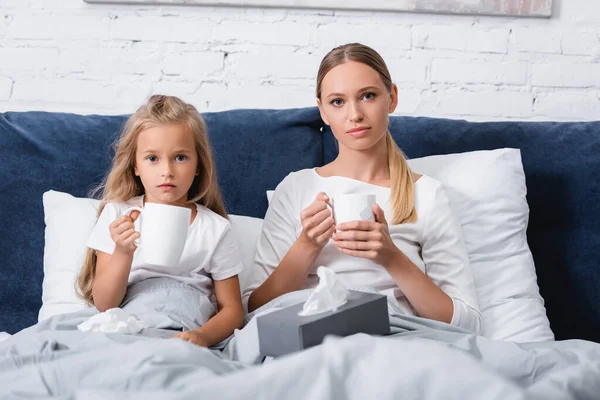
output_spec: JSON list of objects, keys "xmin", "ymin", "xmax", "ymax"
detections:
[
  {"xmin": 0, "ymin": 107, "xmax": 323, "ymax": 334},
  {"xmin": 203, "ymin": 108, "xmax": 324, "ymax": 217},
  {"xmin": 0, "ymin": 112, "xmax": 125, "ymax": 334},
  {"xmin": 324, "ymin": 117, "xmax": 600, "ymax": 342}
]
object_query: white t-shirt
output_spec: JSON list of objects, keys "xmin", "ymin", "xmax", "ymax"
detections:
[
  {"xmin": 87, "ymin": 196, "xmax": 243, "ymax": 300},
  {"xmin": 244, "ymin": 169, "xmax": 482, "ymax": 334}
]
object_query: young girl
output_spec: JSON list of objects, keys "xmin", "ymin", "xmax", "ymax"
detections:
[
  {"xmin": 77, "ymin": 95, "xmax": 244, "ymax": 347},
  {"xmin": 245, "ymin": 43, "xmax": 482, "ymax": 334}
]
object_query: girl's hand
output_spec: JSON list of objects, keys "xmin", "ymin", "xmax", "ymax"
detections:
[
  {"xmin": 109, "ymin": 211, "xmax": 141, "ymax": 254},
  {"xmin": 173, "ymin": 330, "xmax": 210, "ymax": 347},
  {"xmin": 299, "ymin": 192, "xmax": 335, "ymax": 249},
  {"xmin": 333, "ymin": 203, "xmax": 403, "ymax": 268}
]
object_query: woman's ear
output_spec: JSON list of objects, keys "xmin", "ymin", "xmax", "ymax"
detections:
[
  {"xmin": 389, "ymin": 83, "xmax": 399, "ymax": 114},
  {"xmin": 134, "ymin": 166, "xmax": 139, "ymax": 176},
  {"xmin": 316, "ymin": 98, "xmax": 330, "ymax": 126}
]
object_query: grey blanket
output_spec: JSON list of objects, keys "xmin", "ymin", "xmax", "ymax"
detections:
[{"xmin": 1, "ymin": 281, "xmax": 599, "ymax": 400}]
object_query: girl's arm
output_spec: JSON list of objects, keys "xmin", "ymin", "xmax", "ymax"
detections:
[
  {"xmin": 91, "ymin": 211, "xmax": 140, "ymax": 312},
  {"xmin": 175, "ymin": 276, "xmax": 244, "ymax": 347},
  {"xmin": 92, "ymin": 250, "xmax": 133, "ymax": 312}
]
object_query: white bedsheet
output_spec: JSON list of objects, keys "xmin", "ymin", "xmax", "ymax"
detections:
[{"xmin": 0, "ymin": 332, "xmax": 11, "ymax": 343}]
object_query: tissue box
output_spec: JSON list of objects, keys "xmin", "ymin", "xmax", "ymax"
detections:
[{"xmin": 257, "ymin": 290, "xmax": 389, "ymax": 357}]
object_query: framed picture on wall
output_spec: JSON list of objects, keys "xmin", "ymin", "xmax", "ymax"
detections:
[{"xmin": 83, "ymin": 0, "xmax": 553, "ymax": 18}]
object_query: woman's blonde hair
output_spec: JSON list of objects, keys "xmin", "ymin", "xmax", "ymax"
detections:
[
  {"xmin": 316, "ymin": 43, "xmax": 417, "ymax": 225},
  {"xmin": 77, "ymin": 95, "xmax": 227, "ymax": 305}
]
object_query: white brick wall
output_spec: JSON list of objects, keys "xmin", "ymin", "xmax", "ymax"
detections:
[
  {"xmin": 561, "ymin": 30, "xmax": 599, "ymax": 56},
  {"xmin": 431, "ymin": 59, "xmax": 528, "ymax": 85},
  {"xmin": 113, "ymin": 16, "xmax": 212, "ymax": 43},
  {"xmin": 534, "ymin": 90, "xmax": 600, "ymax": 119},
  {"xmin": 315, "ymin": 23, "xmax": 412, "ymax": 51},
  {"xmin": 0, "ymin": 0, "xmax": 599, "ymax": 121},
  {"xmin": 514, "ymin": 28, "xmax": 562, "ymax": 54},
  {"xmin": 0, "ymin": 78, "xmax": 12, "ymax": 101},
  {"xmin": 532, "ymin": 63, "xmax": 600, "ymax": 88},
  {"xmin": 7, "ymin": 14, "xmax": 111, "ymax": 41},
  {"xmin": 412, "ymin": 26, "xmax": 510, "ymax": 54}
]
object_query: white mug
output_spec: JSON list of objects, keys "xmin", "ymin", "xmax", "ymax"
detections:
[
  {"xmin": 124, "ymin": 203, "xmax": 191, "ymax": 267},
  {"xmin": 331, "ymin": 194, "xmax": 376, "ymax": 225}
]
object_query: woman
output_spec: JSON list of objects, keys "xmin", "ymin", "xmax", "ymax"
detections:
[{"xmin": 244, "ymin": 43, "xmax": 481, "ymax": 334}]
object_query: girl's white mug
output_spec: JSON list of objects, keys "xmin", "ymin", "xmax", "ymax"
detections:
[{"xmin": 123, "ymin": 202, "xmax": 191, "ymax": 267}]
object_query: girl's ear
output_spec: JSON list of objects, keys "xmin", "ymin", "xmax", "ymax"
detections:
[
  {"xmin": 389, "ymin": 83, "xmax": 399, "ymax": 114},
  {"xmin": 316, "ymin": 98, "xmax": 330, "ymax": 126},
  {"xmin": 134, "ymin": 165, "xmax": 139, "ymax": 176}
]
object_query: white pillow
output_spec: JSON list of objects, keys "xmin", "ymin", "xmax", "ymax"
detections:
[
  {"xmin": 40, "ymin": 191, "xmax": 99, "ymax": 321},
  {"xmin": 39, "ymin": 190, "xmax": 264, "ymax": 322},
  {"xmin": 407, "ymin": 148, "xmax": 553, "ymax": 342},
  {"xmin": 0, "ymin": 332, "xmax": 13, "ymax": 343},
  {"xmin": 264, "ymin": 150, "xmax": 553, "ymax": 342},
  {"xmin": 229, "ymin": 215, "xmax": 263, "ymax": 293}
]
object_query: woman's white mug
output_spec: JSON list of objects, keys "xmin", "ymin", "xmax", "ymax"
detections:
[
  {"xmin": 123, "ymin": 203, "xmax": 191, "ymax": 267},
  {"xmin": 331, "ymin": 194, "xmax": 376, "ymax": 225}
]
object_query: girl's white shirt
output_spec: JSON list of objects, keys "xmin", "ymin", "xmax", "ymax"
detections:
[{"xmin": 87, "ymin": 195, "xmax": 243, "ymax": 300}]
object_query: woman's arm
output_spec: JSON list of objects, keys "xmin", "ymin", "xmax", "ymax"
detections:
[
  {"xmin": 383, "ymin": 251, "xmax": 454, "ymax": 323},
  {"xmin": 334, "ymin": 193, "xmax": 481, "ymax": 333},
  {"xmin": 247, "ymin": 192, "xmax": 335, "ymax": 313},
  {"xmin": 334, "ymin": 204, "xmax": 453, "ymax": 323},
  {"xmin": 175, "ymin": 276, "xmax": 244, "ymax": 347},
  {"xmin": 416, "ymin": 187, "xmax": 482, "ymax": 332},
  {"xmin": 248, "ymin": 235, "xmax": 322, "ymax": 312}
]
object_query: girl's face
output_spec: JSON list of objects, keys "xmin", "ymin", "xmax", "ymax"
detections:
[
  {"xmin": 134, "ymin": 124, "xmax": 198, "ymax": 206},
  {"xmin": 317, "ymin": 61, "xmax": 398, "ymax": 152}
]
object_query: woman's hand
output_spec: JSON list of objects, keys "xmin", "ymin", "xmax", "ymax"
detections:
[
  {"xmin": 299, "ymin": 192, "xmax": 335, "ymax": 249},
  {"xmin": 173, "ymin": 330, "xmax": 210, "ymax": 347},
  {"xmin": 109, "ymin": 211, "xmax": 140, "ymax": 254},
  {"xmin": 333, "ymin": 203, "xmax": 403, "ymax": 268}
]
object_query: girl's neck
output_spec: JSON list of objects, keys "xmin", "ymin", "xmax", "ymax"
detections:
[
  {"xmin": 325, "ymin": 140, "xmax": 390, "ymax": 186},
  {"xmin": 142, "ymin": 194, "xmax": 191, "ymax": 208}
]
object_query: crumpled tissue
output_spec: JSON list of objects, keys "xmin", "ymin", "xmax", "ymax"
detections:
[
  {"xmin": 77, "ymin": 308, "xmax": 145, "ymax": 334},
  {"xmin": 298, "ymin": 266, "xmax": 349, "ymax": 316}
]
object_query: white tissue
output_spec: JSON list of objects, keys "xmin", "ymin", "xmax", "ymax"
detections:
[
  {"xmin": 77, "ymin": 308, "xmax": 145, "ymax": 334},
  {"xmin": 298, "ymin": 266, "xmax": 349, "ymax": 316}
]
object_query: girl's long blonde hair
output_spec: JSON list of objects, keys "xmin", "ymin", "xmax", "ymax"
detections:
[
  {"xmin": 316, "ymin": 43, "xmax": 417, "ymax": 225},
  {"xmin": 77, "ymin": 95, "xmax": 227, "ymax": 305}
]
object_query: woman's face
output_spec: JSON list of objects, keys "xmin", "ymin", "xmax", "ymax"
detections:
[{"xmin": 317, "ymin": 61, "xmax": 398, "ymax": 152}]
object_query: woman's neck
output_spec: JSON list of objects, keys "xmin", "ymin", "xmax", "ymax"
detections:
[{"xmin": 326, "ymin": 140, "xmax": 390, "ymax": 186}]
